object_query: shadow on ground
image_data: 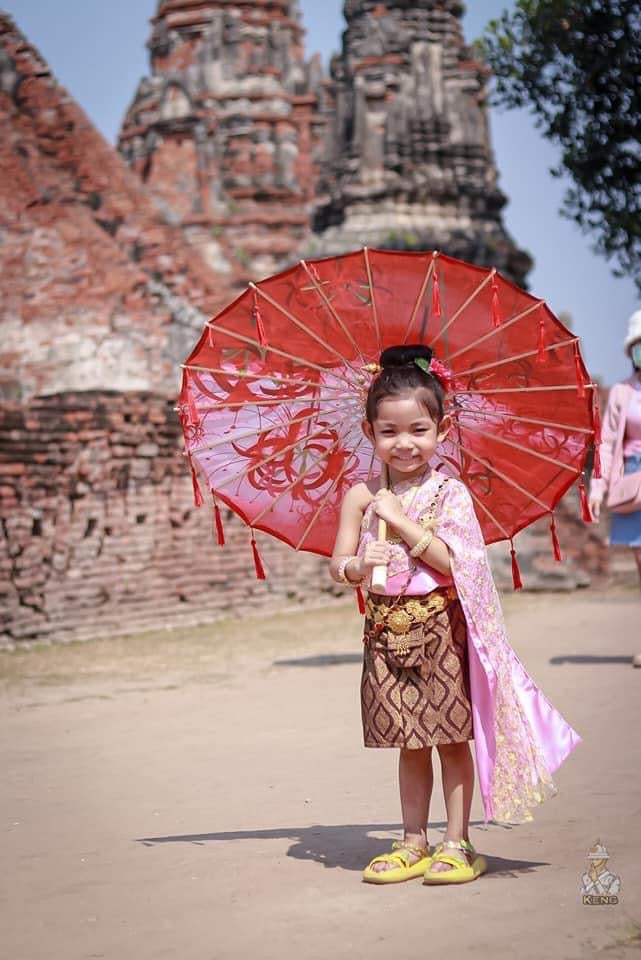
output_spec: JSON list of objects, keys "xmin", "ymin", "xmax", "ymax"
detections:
[
  {"xmin": 136, "ymin": 822, "xmax": 545, "ymax": 876},
  {"xmin": 281, "ymin": 652, "xmax": 639, "ymax": 669},
  {"xmin": 273, "ymin": 653, "xmax": 362, "ymax": 668},
  {"xmin": 550, "ymin": 655, "xmax": 633, "ymax": 665}
]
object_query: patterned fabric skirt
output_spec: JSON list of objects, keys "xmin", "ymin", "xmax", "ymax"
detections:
[{"xmin": 361, "ymin": 589, "xmax": 473, "ymax": 749}]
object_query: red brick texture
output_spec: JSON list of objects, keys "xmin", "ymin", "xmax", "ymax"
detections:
[
  {"xmin": 0, "ymin": 13, "xmax": 236, "ymax": 403},
  {"xmin": 0, "ymin": 393, "xmax": 341, "ymax": 648}
]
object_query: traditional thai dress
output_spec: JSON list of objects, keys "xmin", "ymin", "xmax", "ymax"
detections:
[{"xmin": 357, "ymin": 470, "xmax": 581, "ymax": 825}]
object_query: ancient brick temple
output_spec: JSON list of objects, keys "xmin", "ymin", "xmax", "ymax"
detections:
[
  {"xmin": 0, "ymin": 6, "xmax": 613, "ymax": 648},
  {"xmin": 0, "ymin": 13, "xmax": 237, "ymax": 404},
  {"xmin": 118, "ymin": 0, "xmax": 530, "ymax": 284},
  {"xmin": 312, "ymin": 0, "xmax": 530, "ymax": 281},
  {"xmin": 0, "ymin": 12, "xmax": 332, "ymax": 648},
  {"xmin": 0, "ymin": 392, "xmax": 334, "ymax": 646},
  {"xmin": 118, "ymin": 0, "xmax": 327, "ymax": 284}
]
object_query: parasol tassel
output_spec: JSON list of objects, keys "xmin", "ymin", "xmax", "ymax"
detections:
[
  {"xmin": 550, "ymin": 514, "xmax": 562, "ymax": 561},
  {"xmin": 573, "ymin": 341, "xmax": 586, "ymax": 398},
  {"xmin": 212, "ymin": 493, "xmax": 225, "ymax": 545},
  {"xmin": 578, "ymin": 477, "xmax": 592, "ymax": 523},
  {"xmin": 510, "ymin": 541, "xmax": 523, "ymax": 591},
  {"xmin": 190, "ymin": 458, "xmax": 204, "ymax": 507},
  {"xmin": 592, "ymin": 393, "xmax": 602, "ymax": 443},
  {"xmin": 491, "ymin": 274, "xmax": 501, "ymax": 327},
  {"xmin": 187, "ymin": 383, "xmax": 199, "ymax": 426},
  {"xmin": 356, "ymin": 586, "xmax": 366, "ymax": 616},
  {"xmin": 536, "ymin": 315, "xmax": 548, "ymax": 364},
  {"xmin": 432, "ymin": 271, "xmax": 442, "ymax": 319},
  {"xmin": 252, "ymin": 289, "xmax": 267, "ymax": 346},
  {"xmin": 251, "ymin": 532, "xmax": 266, "ymax": 580},
  {"xmin": 592, "ymin": 394, "xmax": 603, "ymax": 479}
]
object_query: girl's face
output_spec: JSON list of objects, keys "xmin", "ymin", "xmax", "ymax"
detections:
[{"xmin": 363, "ymin": 392, "xmax": 450, "ymax": 482}]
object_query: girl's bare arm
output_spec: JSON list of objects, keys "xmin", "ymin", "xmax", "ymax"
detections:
[{"xmin": 330, "ymin": 484, "xmax": 388, "ymax": 583}]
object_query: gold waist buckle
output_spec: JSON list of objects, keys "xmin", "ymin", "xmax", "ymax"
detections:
[{"xmin": 366, "ymin": 588, "xmax": 457, "ymax": 636}]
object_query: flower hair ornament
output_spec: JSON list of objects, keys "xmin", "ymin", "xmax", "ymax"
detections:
[
  {"xmin": 364, "ymin": 344, "xmax": 453, "ymax": 393},
  {"xmin": 414, "ymin": 355, "xmax": 453, "ymax": 392}
]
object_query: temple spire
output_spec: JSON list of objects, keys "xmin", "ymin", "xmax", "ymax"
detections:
[
  {"xmin": 312, "ymin": 0, "xmax": 531, "ymax": 283},
  {"xmin": 119, "ymin": 0, "xmax": 326, "ymax": 282}
]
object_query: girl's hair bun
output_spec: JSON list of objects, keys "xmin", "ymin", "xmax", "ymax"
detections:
[
  {"xmin": 366, "ymin": 342, "xmax": 447, "ymax": 423},
  {"xmin": 380, "ymin": 344, "xmax": 433, "ymax": 368}
]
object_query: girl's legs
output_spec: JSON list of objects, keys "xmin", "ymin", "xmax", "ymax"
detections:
[
  {"xmin": 399, "ymin": 745, "xmax": 434, "ymax": 846},
  {"xmin": 428, "ymin": 740, "xmax": 475, "ymax": 873},
  {"xmin": 371, "ymin": 746, "xmax": 433, "ymax": 873}
]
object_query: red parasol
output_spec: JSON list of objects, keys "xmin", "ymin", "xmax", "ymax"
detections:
[{"xmin": 179, "ymin": 248, "xmax": 600, "ymax": 586}]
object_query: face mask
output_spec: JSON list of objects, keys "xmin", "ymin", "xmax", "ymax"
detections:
[{"xmin": 632, "ymin": 343, "xmax": 641, "ymax": 370}]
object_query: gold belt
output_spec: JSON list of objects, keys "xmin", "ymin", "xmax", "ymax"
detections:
[{"xmin": 365, "ymin": 587, "xmax": 458, "ymax": 636}]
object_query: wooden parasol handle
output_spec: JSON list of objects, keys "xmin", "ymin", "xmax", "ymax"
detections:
[{"xmin": 370, "ymin": 465, "xmax": 388, "ymax": 592}]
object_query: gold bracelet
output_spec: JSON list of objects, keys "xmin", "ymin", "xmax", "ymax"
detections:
[
  {"xmin": 337, "ymin": 555, "xmax": 365, "ymax": 585},
  {"xmin": 409, "ymin": 530, "xmax": 434, "ymax": 558}
]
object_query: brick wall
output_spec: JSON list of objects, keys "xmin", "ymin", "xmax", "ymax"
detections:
[
  {"xmin": 1, "ymin": 390, "xmax": 628, "ymax": 649},
  {"xmin": 0, "ymin": 391, "xmax": 342, "ymax": 648}
]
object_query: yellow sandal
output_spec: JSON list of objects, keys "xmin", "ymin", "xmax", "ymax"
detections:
[
  {"xmin": 362, "ymin": 841, "xmax": 432, "ymax": 884},
  {"xmin": 422, "ymin": 839, "xmax": 487, "ymax": 885}
]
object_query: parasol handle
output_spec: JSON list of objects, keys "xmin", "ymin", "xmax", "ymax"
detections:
[{"xmin": 370, "ymin": 466, "xmax": 388, "ymax": 592}]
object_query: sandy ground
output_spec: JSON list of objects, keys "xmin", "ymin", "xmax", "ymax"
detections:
[{"xmin": 1, "ymin": 588, "xmax": 640, "ymax": 960}]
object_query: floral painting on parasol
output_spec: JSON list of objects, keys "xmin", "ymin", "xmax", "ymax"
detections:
[{"xmin": 179, "ymin": 248, "xmax": 600, "ymax": 586}]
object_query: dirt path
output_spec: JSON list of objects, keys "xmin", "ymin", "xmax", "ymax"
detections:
[{"xmin": 1, "ymin": 589, "xmax": 640, "ymax": 960}]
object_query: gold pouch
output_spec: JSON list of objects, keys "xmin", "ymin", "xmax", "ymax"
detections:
[{"xmin": 366, "ymin": 589, "xmax": 457, "ymax": 669}]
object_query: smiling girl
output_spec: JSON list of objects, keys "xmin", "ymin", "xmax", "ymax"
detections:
[{"xmin": 330, "ymin": 344, "xmax": 580, "ymax": 886}]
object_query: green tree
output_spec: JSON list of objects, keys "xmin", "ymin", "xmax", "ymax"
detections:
[{"xmin": 479, "ymin": 1, "xmax": 641, "ymax": 291}]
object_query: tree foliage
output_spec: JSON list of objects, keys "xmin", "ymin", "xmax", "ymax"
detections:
[{"xmin": 479, "ymin": 1, "xmax": 641, "ymax": 291}]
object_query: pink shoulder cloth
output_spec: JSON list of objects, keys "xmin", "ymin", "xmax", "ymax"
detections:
[{"xmin": 436, "ymin": 478, "xmax": 581, "ymax": 823}]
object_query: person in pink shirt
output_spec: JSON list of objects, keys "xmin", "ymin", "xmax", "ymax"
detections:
[
  {"xmin": 330, "ymin": 344, "xmax": 580, "ymax": 886},
  {"xmin": 589, "ymin": 310, "xmax": 641, "ymax": 590}
]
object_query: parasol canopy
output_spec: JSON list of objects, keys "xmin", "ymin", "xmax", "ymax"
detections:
[{"xmin": 179, "ymin": 248, "xmax": 600, "ymax": 579}]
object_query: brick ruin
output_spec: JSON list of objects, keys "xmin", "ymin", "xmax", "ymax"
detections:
[
  {"xmin": 312, "ymin": 0, "xmax": 531, "ymax": 282},
  {"xmin": 0, "ymin": 10, "xmax": 339, "ymax": 648},
  {"xmin": 117, "ymin": 0, "xmax": 530, "ymax": 284},
  {"xmin": 0, "ymin": 5, "xmax": 617, "ymax": 648},
  {"xmin": 0, "ymin": 12, "xmax": 237, "ymax": 405},
  {"xmin": 0, "ymin": 386, "xmax": 612, "ymax": 648},
  {"xmin": 0, "ymin": 393, "xmax": 334, "ymax": 646},
  {"xmin": 118, "ymin": 0, "xmax": 328, "ymax": 284}
]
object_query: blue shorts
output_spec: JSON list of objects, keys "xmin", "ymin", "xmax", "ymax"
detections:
[{"xmin": 610, "ymin": 455, "xmax": 641, "ymax": 547}]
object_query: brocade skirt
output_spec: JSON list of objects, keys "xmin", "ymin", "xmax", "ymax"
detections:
[{"xmin": 360, "ymin": 589, "xmax": 473, "ymax": 749}]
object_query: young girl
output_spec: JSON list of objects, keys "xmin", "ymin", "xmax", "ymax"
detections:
[{"xmin": 330, "ymin": 344, "xmax": 581, "ymax": 885}]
